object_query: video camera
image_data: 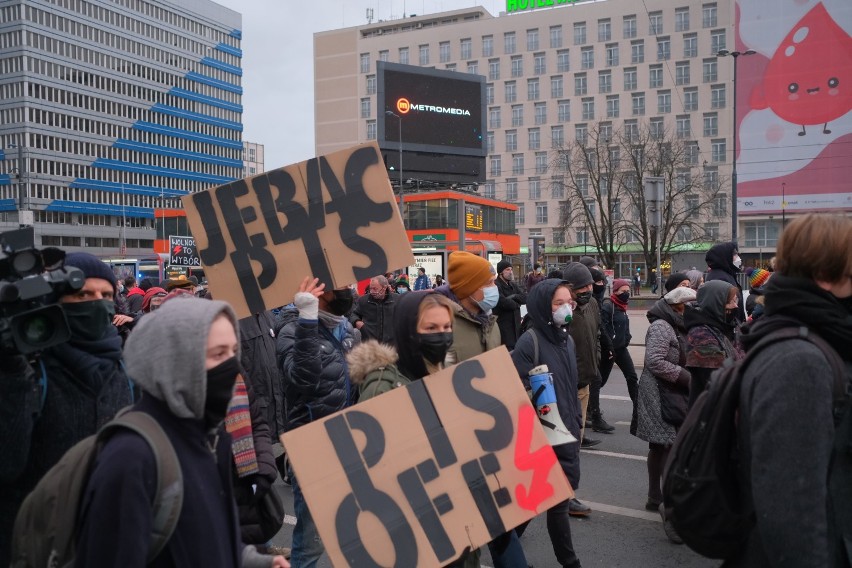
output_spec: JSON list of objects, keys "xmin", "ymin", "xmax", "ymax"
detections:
[{"xmin": 0, "ymin": 227, "xmax": 85, "ymax": 354}]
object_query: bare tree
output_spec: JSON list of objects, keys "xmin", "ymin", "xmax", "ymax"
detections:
[{"xmin": 553, "ymin": 121, "xmax": 726, "ymax": 275}]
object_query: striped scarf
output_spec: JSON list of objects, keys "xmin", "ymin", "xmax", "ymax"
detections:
[{"xmin": 225, "ymin": 374, "xmax": 259, "ymax": 478}]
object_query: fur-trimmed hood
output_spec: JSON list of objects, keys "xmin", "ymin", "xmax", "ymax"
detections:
[{"xmin": 346, "ymin": 340, "xmax": 399, "ymax": 384}]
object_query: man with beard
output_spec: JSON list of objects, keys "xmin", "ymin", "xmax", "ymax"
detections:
[
  {"xmin": 493, "ymin": 260, "xmax": 526, "ymax": 349},
  {"xmin": 350, "ymin": 275, "xmax": 397, "ymax": 345},
  {"xmin": 275, "ymin": 277, "xmax": 360, "ymax": 567}
]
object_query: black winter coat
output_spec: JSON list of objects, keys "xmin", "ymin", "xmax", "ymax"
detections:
[
  {"xmin": 511, "ymin": 278, "xmax": 582, "ymax": 490},
  {"xmin": 239, "ymin": 311, "xmax": 285, "ymax": 437},
  {"xmin": 349, "ymin": 293, "xmax": 397, "ymax": 345},
  {"xmin": 601, "ymin": 299, "xmax": 632, "ymax": 351},
  {"xmin": 275, "ymin": 308, "xmax": 360, "ymax": 432},
  {"xmin": 494, "ymin": 276, "xmax": 526, "ymax": 350}
]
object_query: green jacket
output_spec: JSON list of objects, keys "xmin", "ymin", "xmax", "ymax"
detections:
[
  {"xmin": 448, "ymin": 302, "xmax": 501, "ymax": 364},
  {"xmin": 346, "ymin": 341, "xmax": 410, "ymax": 401}
]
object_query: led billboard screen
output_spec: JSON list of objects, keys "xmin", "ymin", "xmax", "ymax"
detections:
[{"xmin": 378, "ymin": 61, "xmax": 486, "ymax": 157}]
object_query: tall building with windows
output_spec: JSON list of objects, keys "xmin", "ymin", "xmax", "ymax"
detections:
[
  {"xmin": 316, "ymin": 1, "xmax": 852, "ymax": 265},
  {"xmin": 243, "ymin": 140, "xmax": 264, "ymax": 177},
  {"xmin": 0, "ymin": 0, "xmax": 242, "ymax": 256}
]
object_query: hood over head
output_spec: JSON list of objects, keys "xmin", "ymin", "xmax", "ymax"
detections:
[
  {"xmin": 692, "ymin": 280, "xmax": 733, "ymax": 326},
  {"xmin": 685, "ymin": 269, "xmax": 704, "ymax": 289},
  {"xmin": 646, "ymin": 297, "xmax": 687, "ymax": 333},
  {"xmin": 394, "ymin": 290, "xmax": 443, "ymax": 380},
  {"xmin": 526, "ymin": 278, "xmax": 572, "ymax": 344},
  {"xmin": 705, "ymin": 242, "xmax": 739, "ymax": 274},
  {"xmin": 346, "ymin": 340, "xmax": 399, "ymax": 384},
  {"xmin": 124, "ymin": 296, "xmax": 239, "ymax": 420}
]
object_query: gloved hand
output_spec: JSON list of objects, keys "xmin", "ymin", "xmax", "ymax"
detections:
[
  {"xmin": 676, "ymin": 368, "xmax": 692, "ymax": 389},
  {"xmin": 294, "ymin": 292, "xmax": 319, "ymax": 320}
]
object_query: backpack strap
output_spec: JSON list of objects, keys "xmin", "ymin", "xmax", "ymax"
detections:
[
  {"xmin": 528, "ymin": 328, "xmax": 540, "ymax": 368},
  {"xmin": 100, "ymin": 410, "xmax": 184, "ymax": 562}
]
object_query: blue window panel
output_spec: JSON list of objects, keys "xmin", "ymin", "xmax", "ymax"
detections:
[
  {"xmin": 201, "ymin": 56, "xmax": 242, "ymax": 76},
  {"xmin": 114, "ymin": 139, "xmax": 243, "ymax": 168},
  {"xmin": 0, "ymin": 150, "xmax": 5, "ymax": 160},
  {"xmin": 70, "ymin": 178, "xmax": 189, "ymax": 198},
  {"xmin": 46, "ymin": 200, "xmax": 155, "ymax": 219},
  {"xmin": 0, "ymin": 174, "xmax": 10, "ymax": 185},
  {"xmin": 229, "ymin": 29, "xmax": 242, "ymax": 40},
  {"xmin": 186, "ymin": 71, "xmax": 242, "ymax": 95},
  {"xmin": 169, "ymin": 88, "xmax": 243, "ymax": 113},
  {"xmin": 0, "ymin": 198, "xmax": 16, "ymax": 211},
  {"xmin": 216, "ymin": 42, "xmax": 242, "ymax": 57},
  {"xmin": 151, "ymin": 103, "xmax": 242, "ymax": 131},
  {"xmin": 93, "ymin": 158, "xmax": 236, "ymax": 185},
  {"xmin": 133, "ymin": 121, "xmax": 242, "ymax": 149}
]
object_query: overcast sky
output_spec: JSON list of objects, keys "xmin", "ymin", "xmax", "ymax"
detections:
[{"xmin": 213, "ymin": 0, "xmax": 503, "ymax": 169}]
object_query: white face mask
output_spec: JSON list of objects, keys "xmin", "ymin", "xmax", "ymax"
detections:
[
  {"xmin": 733, "ymin": 255, "xmax": 742, "ymax": 269},
  {"xmin": 552, "ymin": 304, "xmax": 573, "ymax": 326}
]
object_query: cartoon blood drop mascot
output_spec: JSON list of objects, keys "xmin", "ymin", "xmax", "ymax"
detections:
[{"xmin": 750, "ymin": 3, "xmax": 852, "ymax": 136}]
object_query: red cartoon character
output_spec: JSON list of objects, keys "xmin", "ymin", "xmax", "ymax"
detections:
[{"xmin": 750, "ymin": 3, "xmax": 852, "ymax": 136}]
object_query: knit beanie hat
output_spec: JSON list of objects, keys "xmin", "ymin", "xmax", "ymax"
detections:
[
  {"xmin": 589, "ymin": 268, "xmax": 605, "ymax": 283},
  {"xmin": 563, "ymin": 262, "xmax": 593, "ymax": 289},
  {"xmin": 496, "ymin": 259, "xmax": 512, "ymax": 274},
  {"xmin": 64, "ymin": 252, "xmax": 116, "ymax": 294},
  {"xmin": 448, "ymin": 251, "xmax": 494, "ymax": 299},
  {"xmin": 612, "ymin": 278, "xmax": 631, "ymax": 292},
  {"xmin": 748, "ymin": 267, "xmax": 770, "ymax": 289},
  {"xmin": 579, "ymin": 256, "xmax": 598, "ymax": 269},
  {"xmin": 665, "ymin": 286, "xmax": 697, "ymax": 305},
  {"xmin": 665, "ymin": 272, "xmax": 690, "ymax": 292}
]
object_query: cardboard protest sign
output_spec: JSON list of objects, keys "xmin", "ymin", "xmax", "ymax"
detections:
[
  {"xmin": 182, "ymin": 142, "xmax": 414, "ymax": 318},
  {"xmin": 168, "ymin": 235, "xmax": 201, "ymax": 267},
  {"xmin": 282, "ymin": 346, "xmax": 574, "ymax": 568}
]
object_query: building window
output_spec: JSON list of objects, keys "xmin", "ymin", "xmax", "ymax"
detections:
[
  {"xmin": 419, "ymin": 44, "xmax": 430, "ymax": 65},
  {"xmin": 517, "ymin": 203, "xmax": 525, "ymax": 225},
  {"xmin": 684, "ymin": 87, "xmax": 699, "ymax": 111},
  {"xmin": 622, "ymin": 14, "xmax": 636, "ymax": 39},
  {"xmin": 507, "ymin": 178, "xmax": 518, "ymax": 200},
  {"xmin": 711, "ymin": 29, "xmax": 726, "ymax": 54},
  {"xmin": 684, "ymin": 34, "xmax": 698, "ymax": 58},
  {"xmin": 598, "ymin": 19, "xmax": 611, "ymax": 42},
  {"xmin": 576, "ymin": 124, "xmax": 588, "ymax": 145},
  {"xmin": 529, "ymin": 128, "xmax": 541, "ymax": 150},
  {"xmin": 676, "ymin": 115, "xmax": 691, "ymax": 138},
  {"xmin": 550, "ymin": 25, "xmax": 563, "ymax": 48},
  {"xmin": 632, "ymin": 92, "xmax": 645, "ymax": 116},
  {"xmin": 575, "ymin": 73, "xmax": 588, "ymax": 95},
  {"xmin": 606, "ymin": 44, "xmax": 619, "ymax": 67},
  {"xmin": 483, "ymin": 181, "xmax": 496, "ymax": 199},
  {"xmin": 551, "ymin": 125, "xmax": 565, "ymax": 147},
  {"xmin": 505, "ymin": 81, "xmax": 517, "ymax": 103},
  {"xmin": 557, "ymin": 49, "xmax": 570, "ymax": 72},
  {"xmin": 483, "ymin": 35, "xmax": 494, "ymax": 57},
  {"xmin": 512, "ymin": 104, "xmax": 524, "ymax": 126},
  {"xmin": 676, "ymin": 61, "xmax": 690, "ymax": 85},
  {"xmin": 686, "ymin": 141, "xmax": 699, "ymax": 164},
  {"xmin": 527, "ymin": 28, "xmax": 540, "ymax": 51},
  {"xmin": 675, "ymin": 7, "xmax": 690, "ymax": 32},
  {"xmin": 711, "ymin": 84, "xmax": 726, "ymax": 109},
  {"xmin": 704, "ymin": 112, "xmax": 719, "ymax": 136},
  {"xmin": 486, "ymin": 83, "xmax": 494, "ymax": 104},
  {"xmin": 703, "ymin": 58, "xmax": 718, "ymax": 82},
  {"xmin": 582, "ymin": 97, "xmax": 595, "ymax": 120},
  {"xmin": 461, "ymin": 38, "xmax": 472, "ymax": 60},
  {"xmin": 439, "ymin": 42, "xmax": 451, "ymax": 63},
  {"xmin": 527, "ymin": 79, "xmax": 541, "ymax": 101},
  {"xmin": 744, "ymin": 221, "xmax": 781, "ymax": 247},
  {"xmin": 558, "ymin": 99, "xmax": 571, "ymax": 122},
  {"xmin": 366, "ymin": 120, "xmax": 376, "ymax": 140},
  {"xmin": 360, "ymin": 97, "xmax": 371, "ymax": 118},
  {"xmin": 606, "ymin": 95, "xmax": 620, "ymax": 118},
  {"xmin": 490, "ymin": 155, "xmax": 502, "ymax": 176},
  {"xmin": 704, "ymin": 223, "xmax": 720, "ymax": 240},
  {"xmin": 712, "ymin": 193, "xmax": 727, "ymax": 217},
  {"xmin": 574, "ymin": 22, "xmax": 586, "ymax": 45},
  {"xmin": 535, "ymin": 102, "xmax": 547, "ymax": 124},
  {"xmin": 631, "ymin": 40, "xmax": 644, "ymax": 64},
  {"xmin": 657, "ymin": 37, "xmax": 671, "ymax": 61},
  {"xmin": 366, "ymin": 74, "xmax": 376, "ymax": 94},
  {"xmin": 489, "ymin": 59, "xmax": 500, "ymax": 81},
  {"xmin": 467, "ymin": 61, "xmax": 479, "ymax": 75},
  {"xmin": 625, "ymin": 119, "xmax": 639, "ymax": 141},
  {"xmin": 658, "ymin": 90, "xmax": 672, "ymax": 113},
  {"xmin": 649, "ymin": 11, "xmax": 663, "ymax": 35},
  {"xmin": 703, "ymin": 3, "xmax": 718, "ymax": 28},
  {"xmin": 489, "ymin": 107, "xmax": 502, "ymax": 128},
  {"xmin": 504, "ymin": 32, "xmax": 516, "ymax": 54},
  {"xmin": 486, "ymin": 132, "xmax": 495, "ymax": 153},
  {"xmin": 360, "ymin": 53, "xmax": 370, "ymax": 73},
  {"xmin": 536, "ymin": 202, "xmax": 548, "ymax": 224},
  {"xmin": 600, "ymin": 122, "xmax": 613, "ymax": 141},
  {"xmin": 399, "ymin": 47, "xmax": 409, "ymax": 64},
  {"xmin": 506, "ymin": 130, "xmax": 518, "ymax": 152},
  {"xmin": 650, "ymin": 117, "xmax": 665, "ymax": 139},
  {"xmin": 534, "ymin": 52, "xmax": 546, "ymax": 74},
  {"xmin": 581, "ymin": 46, "xmax": 594, "ymax": 69},
  {"xmin": 624, "ymin": 67, "xmax": 638, "ymax": 90},
  {"xmin": 511, "ymin": 55, "xmax": 524, "ymax": 77},
  {"xmin": 551, "ymin": 75, "xmax": 564, "ymax": 98},
  {"xmin": 536, "ymin": 152, "xmax": 548, "ymax": 174},
  {"xmin": 650, "ymin": 64, "xmax": 664, "ymax": 88},
  {"xmin": 599, "ymin": 70, "xmax": 612, "ymax": 93},
  {"xmin": 512, "ymin": 153, "xmax": 525, "ymax": 175},
  {"xmin": 379, "ymin": 50, "xmax": 389, "ymax": 62},
  {"xmin": 712, "ymin": 139, "xmax": 727, "ymax": 163},
  {"xmin": 705, "ymin": 167, "xmax": 720, "ymax": 190}
]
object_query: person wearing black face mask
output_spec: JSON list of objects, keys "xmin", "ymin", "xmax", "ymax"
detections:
[
  {"xmin": 349, "ymin": 276, "xmax": 398, "ymax": 345},
  {"xmin": 0, "ymin": 252, "xmax": 137, "ymax": 564},
  {"xmin": 274, "ymin": 277, "xmax": 361, "ymax": 567},
  {"xmin": 73, "ymin": 296, "xmax": 288, "ymax": 568}
]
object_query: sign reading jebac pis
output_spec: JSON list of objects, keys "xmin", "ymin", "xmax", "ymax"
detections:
[{"xmin": 168, "ymin": 235, "xmax": 201, "ymax": 267}]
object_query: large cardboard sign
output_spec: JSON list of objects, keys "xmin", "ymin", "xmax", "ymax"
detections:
[
  {"xmin": 182, "ymin": 142, "xmax": 414, "ymax": 318},
  {"xmin": 282, "ymin": 347, "xmax": 573, "ymax": 567}
]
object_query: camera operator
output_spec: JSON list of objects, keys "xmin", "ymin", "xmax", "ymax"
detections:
[{"xmin": 0, "ymin": 251, "xmax": 136, "ymax": 564}]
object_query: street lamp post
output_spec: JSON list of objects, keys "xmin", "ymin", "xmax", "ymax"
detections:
[
  {"xmin": 385, "ymin": 111, "xmax": 405, "ymax": 228},
  {"xmin": 717, "ymin": 49, "xmax": 756, "ymax": 244}
]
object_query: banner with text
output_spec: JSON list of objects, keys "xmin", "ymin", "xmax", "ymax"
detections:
[
  {"xmin": 282, "ymin": 347, "xmax": 573, "ymax": 567},
  {"xmin": 182, "ymin": 142, "xmax": 414, "ymax": 318},
  {"xmin": 168, "ymin": 235, "xmax": 201, "ymax": 267}
]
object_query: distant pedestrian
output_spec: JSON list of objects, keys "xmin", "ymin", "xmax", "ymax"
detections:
[{"xmin": 413, "ymin": 267, "xmax": 431, "ymax": 291}]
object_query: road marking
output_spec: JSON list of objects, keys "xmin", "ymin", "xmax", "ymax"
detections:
[
  {"xmin": 581, "ymin": 500, "xmax": 662, "ymax": 523},
  {"xmin": 581, "ymin": 449, "xmax": 647, "ymax": 461},
  {"xmin": 601, "ymin": 394, "xmax": 631, "ymax": 401}
]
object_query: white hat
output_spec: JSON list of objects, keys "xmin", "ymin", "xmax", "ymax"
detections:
[{"xmin": 664, "ymin": 287, "xmax": 697, "ymax": 305}]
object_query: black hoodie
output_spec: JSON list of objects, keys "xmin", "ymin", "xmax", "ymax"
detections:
[
  {"xmin": 705, "ymin": 242, "xmax": 745, "ymax": 322},
  {"xmin": 510, "ymin": 278, "xmax": 582, "ymax": 489}
]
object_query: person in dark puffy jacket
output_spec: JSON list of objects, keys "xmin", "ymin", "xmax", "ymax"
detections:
[
  {"xmin": 349, "ymin": 276, "xmax": 397, "ymax": 345},
  {"xmin": 275, "ymin": 277, "xmax": 360, "ymax": 567},
  {"xmin": 704, "ymin": 241, "xmax": 745, "ymax": 323}
]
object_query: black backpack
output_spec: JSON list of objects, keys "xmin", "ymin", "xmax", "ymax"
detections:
[{"xmin": 662, "ymin": 325, "xmax": 847, "ymax": 559}]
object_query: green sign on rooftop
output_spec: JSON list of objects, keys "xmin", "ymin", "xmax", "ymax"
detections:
[{"xmin": 506, "ymin": 0, "xmax": 577, "ymax": 14}]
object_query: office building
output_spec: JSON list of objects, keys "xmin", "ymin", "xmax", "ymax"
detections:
[
  {"xmin": 0, "ymin": 0, "xmax": 242, "ymax": 256},
  {"xmin": 243, "ymin": 140, "xmax": 264, "ymax": 177}
]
